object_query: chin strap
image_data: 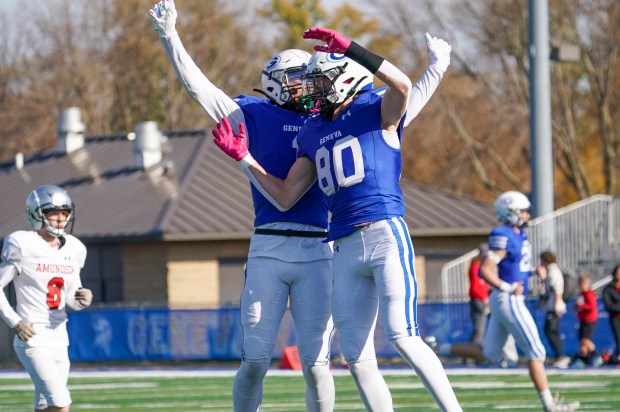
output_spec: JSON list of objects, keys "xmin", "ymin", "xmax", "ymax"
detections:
[
  {"xmin": 254, "ymin": 89, "xmax": 307, "ymax": 114},
  {"xmin": 43, "ymin": 220, "xmax": 65, "ymax": 237},
  {"xmin": 45, "ymin": 226, "xmax": 65, "ymax": 237},
  {"xmin": 253, "ymin": 88, "xmax": 269, "ymax": 98},
  {"xmin": 42, "ymin": 216, "xmax": 73, "ymax": 238}
]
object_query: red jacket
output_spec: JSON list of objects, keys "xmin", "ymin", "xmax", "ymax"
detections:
[
  {"xmin": 468, "ymin": 259, "xmax": 489, "ymax": 301},
  {"xmin": 576, "ymin": 289, "xmax": 598, "ymax": 323}
]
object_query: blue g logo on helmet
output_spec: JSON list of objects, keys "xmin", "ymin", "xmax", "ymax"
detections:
[
  {"xmin": 327, "ymin": 53, "xmax": 347, "ymax": 62},
  {"xmin": 265, "ymin": 56, "xmax": 281, "ymax": 71}
]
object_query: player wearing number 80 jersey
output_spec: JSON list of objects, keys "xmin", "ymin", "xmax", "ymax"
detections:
[
  {"xmin": 297, "ymin": 86, "xmax": 404, "ymax": 241},
  {"xmin": 0, "ymin": 185, "xmax": 92, "ymax": 412},
  {"xmin": 213, "ymin": 27, "xmax": 461, "ymax": 411}
]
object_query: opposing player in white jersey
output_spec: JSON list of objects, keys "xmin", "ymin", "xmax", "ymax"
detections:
[
  {"xmin": 479, "ymin": 191, "xmax": 579, "ymax": 412},
  {"xmin": 213, "ymin": 27, "xmax": 461, "ymax": 411},
  {"xmin": 0, "ymin": 185, "xmax": 93, "ymax": 412},
  {"xmin": 148, "ymin": 1, "xmax": 335, "ymax": 410}
]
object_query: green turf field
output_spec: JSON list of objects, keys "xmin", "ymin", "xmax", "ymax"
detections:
[{"xmin": 0, "ymin": 368, "xmax": 618, "ymax": 411}]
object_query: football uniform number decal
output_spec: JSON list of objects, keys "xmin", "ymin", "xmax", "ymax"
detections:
[
  {"xmin": 315, "ymin": 135, "xmax": 365, "ymax": 195},
  {"xmin": 47, "ymin": 277, "xmax": 65, "ymax": 309},
  {"xmin": 520, "ymin": 241, "xmax": 532, "ymax": 272},
  {"xmin": 316, "ymin": 146, "xmax": 336, "ymax": 195}
]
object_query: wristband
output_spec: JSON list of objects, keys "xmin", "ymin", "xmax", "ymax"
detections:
[
  {"xmin": 499, "ymin": 282, "xmax": 515, "ymax": 293},
  {"xmin": 345, "ymin": 41, "xmax": 384, "ymax": 74},
  {"xmin": 238, "ymin": 153, "xmax": 255, "ymax": 170}
]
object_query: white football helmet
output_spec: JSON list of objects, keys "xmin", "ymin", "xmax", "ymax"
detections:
[
  {"xmin": 494, "ymin": 191, "xmax": 531, "ymax": 227},
  {"xmin": 26, "ymin": 184, "xmax": 75, "ymax": 237},
  {"xmin": 301, "ymin": 51, "xmax": 373, "ymax": 116},
  {"xmin": 259, "ymin": 49, "xmax": 311, "ymax": 110}
]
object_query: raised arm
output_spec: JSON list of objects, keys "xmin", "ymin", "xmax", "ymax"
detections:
[
  {"xmin": 148, "ymin": 0, "xmax": 245, "ymax": 128},
  {"xmin": 212, "ymin": 118, "xmax": 317, "ymax": 210},
  {"xmin": 404, "ymin": 33, "xmax": 451, "ymax": 127},
  {"xmin": 303, "ymin": 27, "xmax": 412, "ymax": 131}
]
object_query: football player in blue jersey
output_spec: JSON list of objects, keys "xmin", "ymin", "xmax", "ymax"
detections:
[
  {"xmin": 213, "ymin": 27, "xmax": 461, "ymax": 412},
  {"xmin": 478, "ymin": 191, "xmax": 579, "ymax": 412},
  {"xmin": 148, "ymin": 2, "xmax": 335, "ymax": 411}
]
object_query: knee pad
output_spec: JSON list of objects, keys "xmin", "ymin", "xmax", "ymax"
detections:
[
  {"xmin": 241, "ymin": 336, "xmax": 275, "ymax": 362},
  {"xmin": 237, "ymin": 360, "xmax": 270, "ymax": 382}
]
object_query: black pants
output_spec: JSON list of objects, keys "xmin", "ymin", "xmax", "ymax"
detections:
[
  {"xmin": 611, "ymin": 315, "xmax": 620, "ymax": 357},
  {"xmin": 469, "ymin": 300, "xmax": 487, "ymax": 346},
  {"xmin": 545, "ymin": 312, "xmax": 564, "ymax": 357}
]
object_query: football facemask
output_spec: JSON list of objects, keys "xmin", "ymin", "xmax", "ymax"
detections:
[
  {"xmin": 259, "ymin": 49, "xmax": 311, "ymax": 112},
  {"xmin": 26, "ymin": 185, "xmax": 75, "ymax": 237},
  {"xmin": 494, "ymin": 191, "xmax": 531, "ymax": 227}
]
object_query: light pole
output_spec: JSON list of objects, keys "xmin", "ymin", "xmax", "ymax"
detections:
[{"xmin": 528, "ymin": 0, "xmax": 554, "ymax": 218}]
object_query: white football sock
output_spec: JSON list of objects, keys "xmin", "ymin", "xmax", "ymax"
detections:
[
  {"xmin": 348, "ymin": 358, "xmax": 393, "ymax": 411},
  {"xmin": 302, "ymin": 363, "xmax": 335, "ymax": 412},
  {"xmin": 391, "ymin": 336, "xmax": 463, "ymax": 412}
]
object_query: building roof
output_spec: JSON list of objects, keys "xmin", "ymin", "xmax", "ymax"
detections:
[{"xmin": 0, "ymin": 127, "xmax": 497, "ymax": 242}]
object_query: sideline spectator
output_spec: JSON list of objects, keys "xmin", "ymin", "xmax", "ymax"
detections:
[
  {"xmin": 468, "ymin": 244, "xmax": 489, "ymax": 346},
  {"xmin": 602, "ymin": 264, "xmax": 620, "ymax": 365},
  {"xmin": 572, "ymin": 273, "xmax": 599, "ymax": 367},
  {"xmin": 535, "ymin": 251, "xmax": 570, "ymax": 368}
]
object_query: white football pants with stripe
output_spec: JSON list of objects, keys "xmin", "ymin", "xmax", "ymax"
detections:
[
  {"xmin": 332, "ymin": 217, "xmax": 462, "ymax": 412},
  {"xmin": 483, "ymin": 289, "xmax": 546, "ymax": 362}
]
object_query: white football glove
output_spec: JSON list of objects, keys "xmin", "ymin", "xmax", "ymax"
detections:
[
  {"xmin": 148, "ymin": 0, "xmax": 178, "ymax": 38},
  {"xmin": 75, "ymin": 287, "xmax": 93, "ymax": 308},
  {"xmin": 13, "ymin": 320, "xmax": 36, "ymax": 342},
  {"xmin": 425, "ymin": 32, "xmax": 451, "ymax": 73}
]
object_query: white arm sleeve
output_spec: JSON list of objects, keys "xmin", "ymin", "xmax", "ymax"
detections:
[
  {"xmin": 403, "ymin": 65, "xmax": 444, "ymax": 127},
  {"xmin": 0, "ymin": 261, "xmax": 21, "ymax": 328},
  {"xmin": 377, "ymin": 59, "xmax": 414, "ymax": 90},
  {"xmin": 160, "ymin": 34, "xmax": 246, "ymax": 129}
]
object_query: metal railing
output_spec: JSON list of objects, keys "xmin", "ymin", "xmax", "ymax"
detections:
[{"xmin": 440, "ymin": 195, "xmax": 620, "ymax": 302}]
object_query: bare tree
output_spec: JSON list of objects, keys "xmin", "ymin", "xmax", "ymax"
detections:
[
  {"xmin": 367, "ymin": 0, "xmax": 619, "ymax": 204},
  {"xmin": 1, "ymin": 0, "xmax": 617, "ymax": 206},
  {"xmin": 0, "ymin": 0, "xmax": 275, "ymax": 163}
]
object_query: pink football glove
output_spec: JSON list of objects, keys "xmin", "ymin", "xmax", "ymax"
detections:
[
  {"xmin": 303, "ymin": 27, "xmax": 351, "ymax": 54},
  {"xmin": 212, "ymin": 117, "xmax": 249, "ymax": 161}
]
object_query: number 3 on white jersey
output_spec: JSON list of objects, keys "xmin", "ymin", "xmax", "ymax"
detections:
[{"xmin": 315, "ymin": 135, "xmax": 365, "ymax": 195}]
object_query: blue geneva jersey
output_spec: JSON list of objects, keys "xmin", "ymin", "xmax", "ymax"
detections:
[
  {"xmin": 488, "ymin": 224, "xmax": 532, "ymax": 293},
  {"xmin": 234, "ymin": 95, "xmax": 328, "ymax": 228},
  {"xmin": 296, "ymin": 88, "xmax": 405, "ymax": 241}
]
